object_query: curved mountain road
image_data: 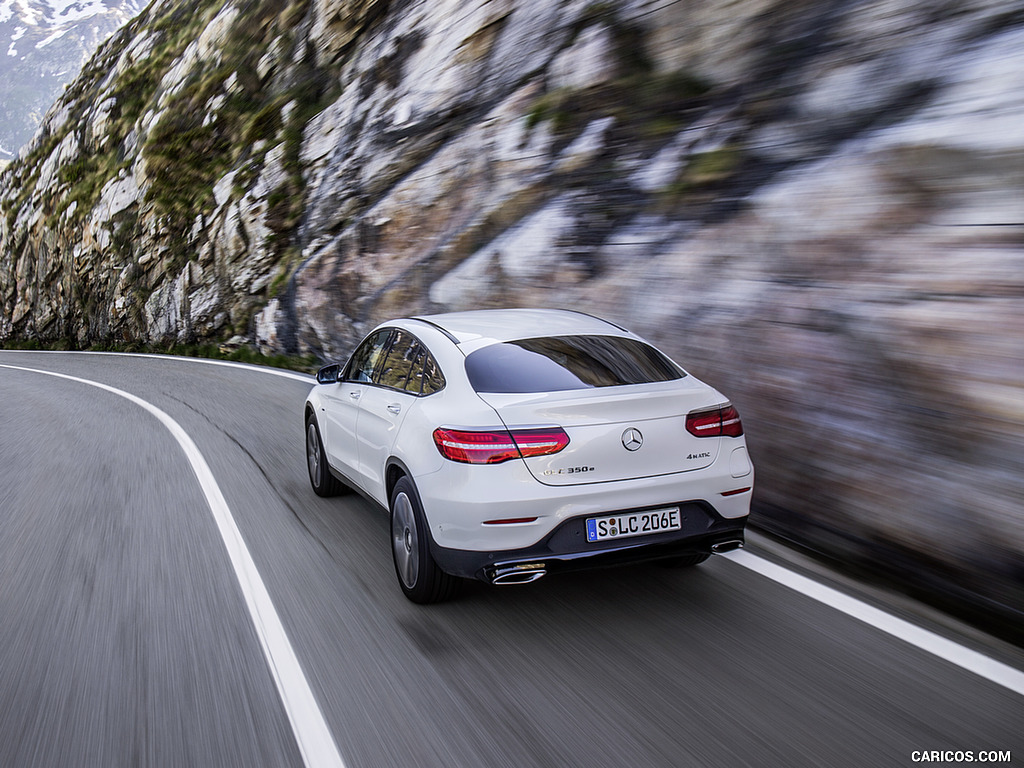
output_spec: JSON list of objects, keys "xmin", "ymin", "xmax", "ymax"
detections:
[{"xmin": 0, "ymin": 351, "xmax": 1021, "ymax": 768}]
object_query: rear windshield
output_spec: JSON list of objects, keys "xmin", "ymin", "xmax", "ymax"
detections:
[{"xmin": 465, "ymin": 335, "xmax": 684, "ymax": 393}]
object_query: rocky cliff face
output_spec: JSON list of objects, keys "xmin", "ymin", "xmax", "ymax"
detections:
[{"xmin": 1, "ymin": 0, "xmax": 1022, "ymax": 623}]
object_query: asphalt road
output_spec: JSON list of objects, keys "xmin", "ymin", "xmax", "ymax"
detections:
[{"xmin": 1, "ymin": 350, "xmax": 1021, "ymax": 768}]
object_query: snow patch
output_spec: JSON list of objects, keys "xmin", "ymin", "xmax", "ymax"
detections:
[
  {"xmin": 47, "ymin": 0, "xmax": 111, "ymax": 26},
  {"xmin": 7, "ymin": 25, "xmax": 25, "ymax": 56},
  {"xmin": 36, "ymin": 26, "xmax": 71, "ymax": 49},
  {"xmin": 13, "ymin": 0, "xmax": 39, "ymax": 26}
]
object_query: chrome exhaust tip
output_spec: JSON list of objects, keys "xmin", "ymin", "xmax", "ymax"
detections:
[
  {"xmin": 491, "ymin": 563, "xmax": 547, "ymax": 585},
  {"xmin": 711, "ymin": 540, "xmax": 744, "ymax": 554}
]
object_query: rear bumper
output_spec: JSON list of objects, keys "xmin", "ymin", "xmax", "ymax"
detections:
[
  {"xmin": 430, "ymin": 500, "xmax": 747, "ymax": 583},
  {"xmin": 416, "ymin": 443, "xmax": 752, "ymax": 551}
]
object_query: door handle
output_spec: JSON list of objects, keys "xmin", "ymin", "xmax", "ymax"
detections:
[
  {"xmin": 387, "ymin": 403, "xmax": 401, "ymax": 414},
  {"xmin": 349, "ymin": 391, "xmax": 361, "ymax": 400}
]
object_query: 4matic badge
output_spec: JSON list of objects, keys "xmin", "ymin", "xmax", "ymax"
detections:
[{"xmin": 687, "ymin": 451, "xmax": 712, "ymax": 460}]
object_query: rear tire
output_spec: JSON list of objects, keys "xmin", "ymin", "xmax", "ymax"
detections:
[
  {"xmin": 390, "ymin": 477, "xmax": 459, "ymax": 604},
  {"xmin": 306, "ymin": 416, "xmax": 345, "ymax": 497}
]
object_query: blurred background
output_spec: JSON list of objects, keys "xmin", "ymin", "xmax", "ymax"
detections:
[{"xmin": 0, "ymin": 0, "xmax": 1022, "ymax": 636}]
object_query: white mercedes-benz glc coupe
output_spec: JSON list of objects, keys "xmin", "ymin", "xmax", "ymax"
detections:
[{"xmin": 304, "ymin": 309, "xmax": 752, "ymax": 603}]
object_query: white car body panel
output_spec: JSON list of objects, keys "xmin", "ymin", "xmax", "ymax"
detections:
[
  {"xmin": 354, "ymin": 385, "xmax": 415, "ymax": 502},
  {"xmin": 477, "ymin": 379, "xmax": 724, "ymax": 485}
]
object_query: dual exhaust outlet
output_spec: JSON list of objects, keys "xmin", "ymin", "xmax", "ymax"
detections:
[
  {"xmin": 489, "ymin": 540, "xmax": 744, "ymax": 585},
  {"xmin": 491, "ymin": 563, "xmax": 547, "ymax": 585},
  {"xmin": 710, "ymin": 539, "xmax": 744, "ymax": 554}
]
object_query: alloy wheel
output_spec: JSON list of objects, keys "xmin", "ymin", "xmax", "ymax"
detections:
[{"xmin": 392, "ymin": 492, "xmax": 419, "ymax": 589}]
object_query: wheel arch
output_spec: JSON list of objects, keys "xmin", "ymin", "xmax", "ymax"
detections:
[{"xmin": 385, "ymin": 457, "xmax": 413, "ymax": 503}]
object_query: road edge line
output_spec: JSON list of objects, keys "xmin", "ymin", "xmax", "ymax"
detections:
[
  {"xmin": 0, "ymin": 363, "xmax": 346, "ymax": 768},
  {"xmin": 721, "ymin": 548, "xmax": 1024, "ymax": 697}
]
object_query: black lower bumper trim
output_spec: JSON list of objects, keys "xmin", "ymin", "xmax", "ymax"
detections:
[{"xmin": 430, "ymin": 500, "xmax": 747, "ymax": 583}]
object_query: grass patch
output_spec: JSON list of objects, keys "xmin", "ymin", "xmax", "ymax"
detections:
[
  {"xmin": 525, "ymin": 69, "xmax": 713, "ymax": 155},
  {"xmin": 144, "ymin": 115, "xmax": 231, "ymax": 218},
  {"xmin": 0, "ymin": 337, "xmax": 318, "ymax": 373},
  {"xmin": 526, "ymin": 87, "xmax": 574, "ymax": 132},
  {"xmin": 680, "ymin": 145, "xmax": 743, "ymax": 187},
  {"xmin": 656, "ymin": 144, "xmax": 746, "ymax": 214},
  {"xmin": 265, "ymin": 245, "xmax": 302, "ymax": 298},
  {"xmin": 0, "ymin": 337, "xmax": 78, "ymax": 351},
  {"xmin": 127, "ymin": 340, "xmax": 318, "ymax": 372},
  {"xmin": 57, "ymin": 151, "xmax": 126, "ymax": 222},
  {"xmin": 3, "ymin": 130, "xmax": 61, "ymax": 227},
  {"xmin": 110, "ymin": 60, "xmax": 163, "ymax": 142}
]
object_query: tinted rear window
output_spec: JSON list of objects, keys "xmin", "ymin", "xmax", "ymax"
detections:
[{"xmin": 465, "ymin": 335, "xmax": 684, "ymax": 393}]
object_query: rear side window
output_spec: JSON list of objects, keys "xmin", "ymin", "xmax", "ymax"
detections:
[
  {"xmin": 465, "ymin": 335, "xmax": 684, "ymax": 393},
  {"xmin": 419, "ymin": 352, "xmax": 445, "ymax": 395},
  {"xmin": 375, "ymin": 330, "xmax": 421, "ymax": 391},
  {"xmin": 353, "ymin": 327, "xmax": 446, "ymax": 396},
  {"xmin": 386, "ymin": 338, "xmax": 446, "ymax": 396}
]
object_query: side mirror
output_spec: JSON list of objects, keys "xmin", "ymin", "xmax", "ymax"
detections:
[{"xmin": 316, "ymin": 364, "xmax": 341, "ymax": 385}]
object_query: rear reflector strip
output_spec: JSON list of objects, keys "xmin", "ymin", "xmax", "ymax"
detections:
[
  {"xmin": 483, "ymin": 517, "xmax": 539, "ymax": 525},
  {"xmin": 721, "ymin": 487, "xmax": 751, "ymax": 497}
]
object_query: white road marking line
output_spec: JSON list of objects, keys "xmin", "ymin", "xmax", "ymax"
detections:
[
  {"xmin": 0, "ymin": 349, "xmax": 315, "ymax": 383},
  {"xmin": 1, "ymin": 364, "xmax": 346, "ymax": 768},
  {"xmin": 721, "ymin": 548, "xmax": 1024, "ymax": 697}
]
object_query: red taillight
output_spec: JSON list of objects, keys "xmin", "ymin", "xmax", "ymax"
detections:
[
  {"xmin": 719, "ymin": 405, "xmax": 744, "ymax": 437},
  {"xmin": 510, "ymin": 427, "xmax": 571, "ymax": 458},
  {"xmin": 686, "ymin": 404, "xmax": 744, "ymax": 438},
  {"xmin": 432, "ymin": 427, "xmax": 569, "ymax": 464},
  {"xmin": 433, "ymin": 428, "xmax": 519, "ymax": 464}
]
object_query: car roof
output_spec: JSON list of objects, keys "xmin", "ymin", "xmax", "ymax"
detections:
[{"xmin": 409, "ymin": 308, "xmax": 630, "ymax": 345}]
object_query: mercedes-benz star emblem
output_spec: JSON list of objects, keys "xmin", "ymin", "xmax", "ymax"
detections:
[{"xmin": 621, "ymin": 427, "xmax": 643, "ymax": 451}]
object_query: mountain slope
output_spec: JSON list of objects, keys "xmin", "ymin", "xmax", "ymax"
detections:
[{"xmin": 0, "ymin": 0, "xmax": 140, "ymax": 159}]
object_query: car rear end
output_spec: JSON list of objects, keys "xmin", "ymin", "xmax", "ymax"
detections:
[{"xmin": 410, "ymin": 320, "xmax": 752, "ymax": 583}]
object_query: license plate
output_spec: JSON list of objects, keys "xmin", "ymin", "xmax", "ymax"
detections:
[{"xmin": 586, "ymin": 507, "xmax": 681, "ymax": 542}]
